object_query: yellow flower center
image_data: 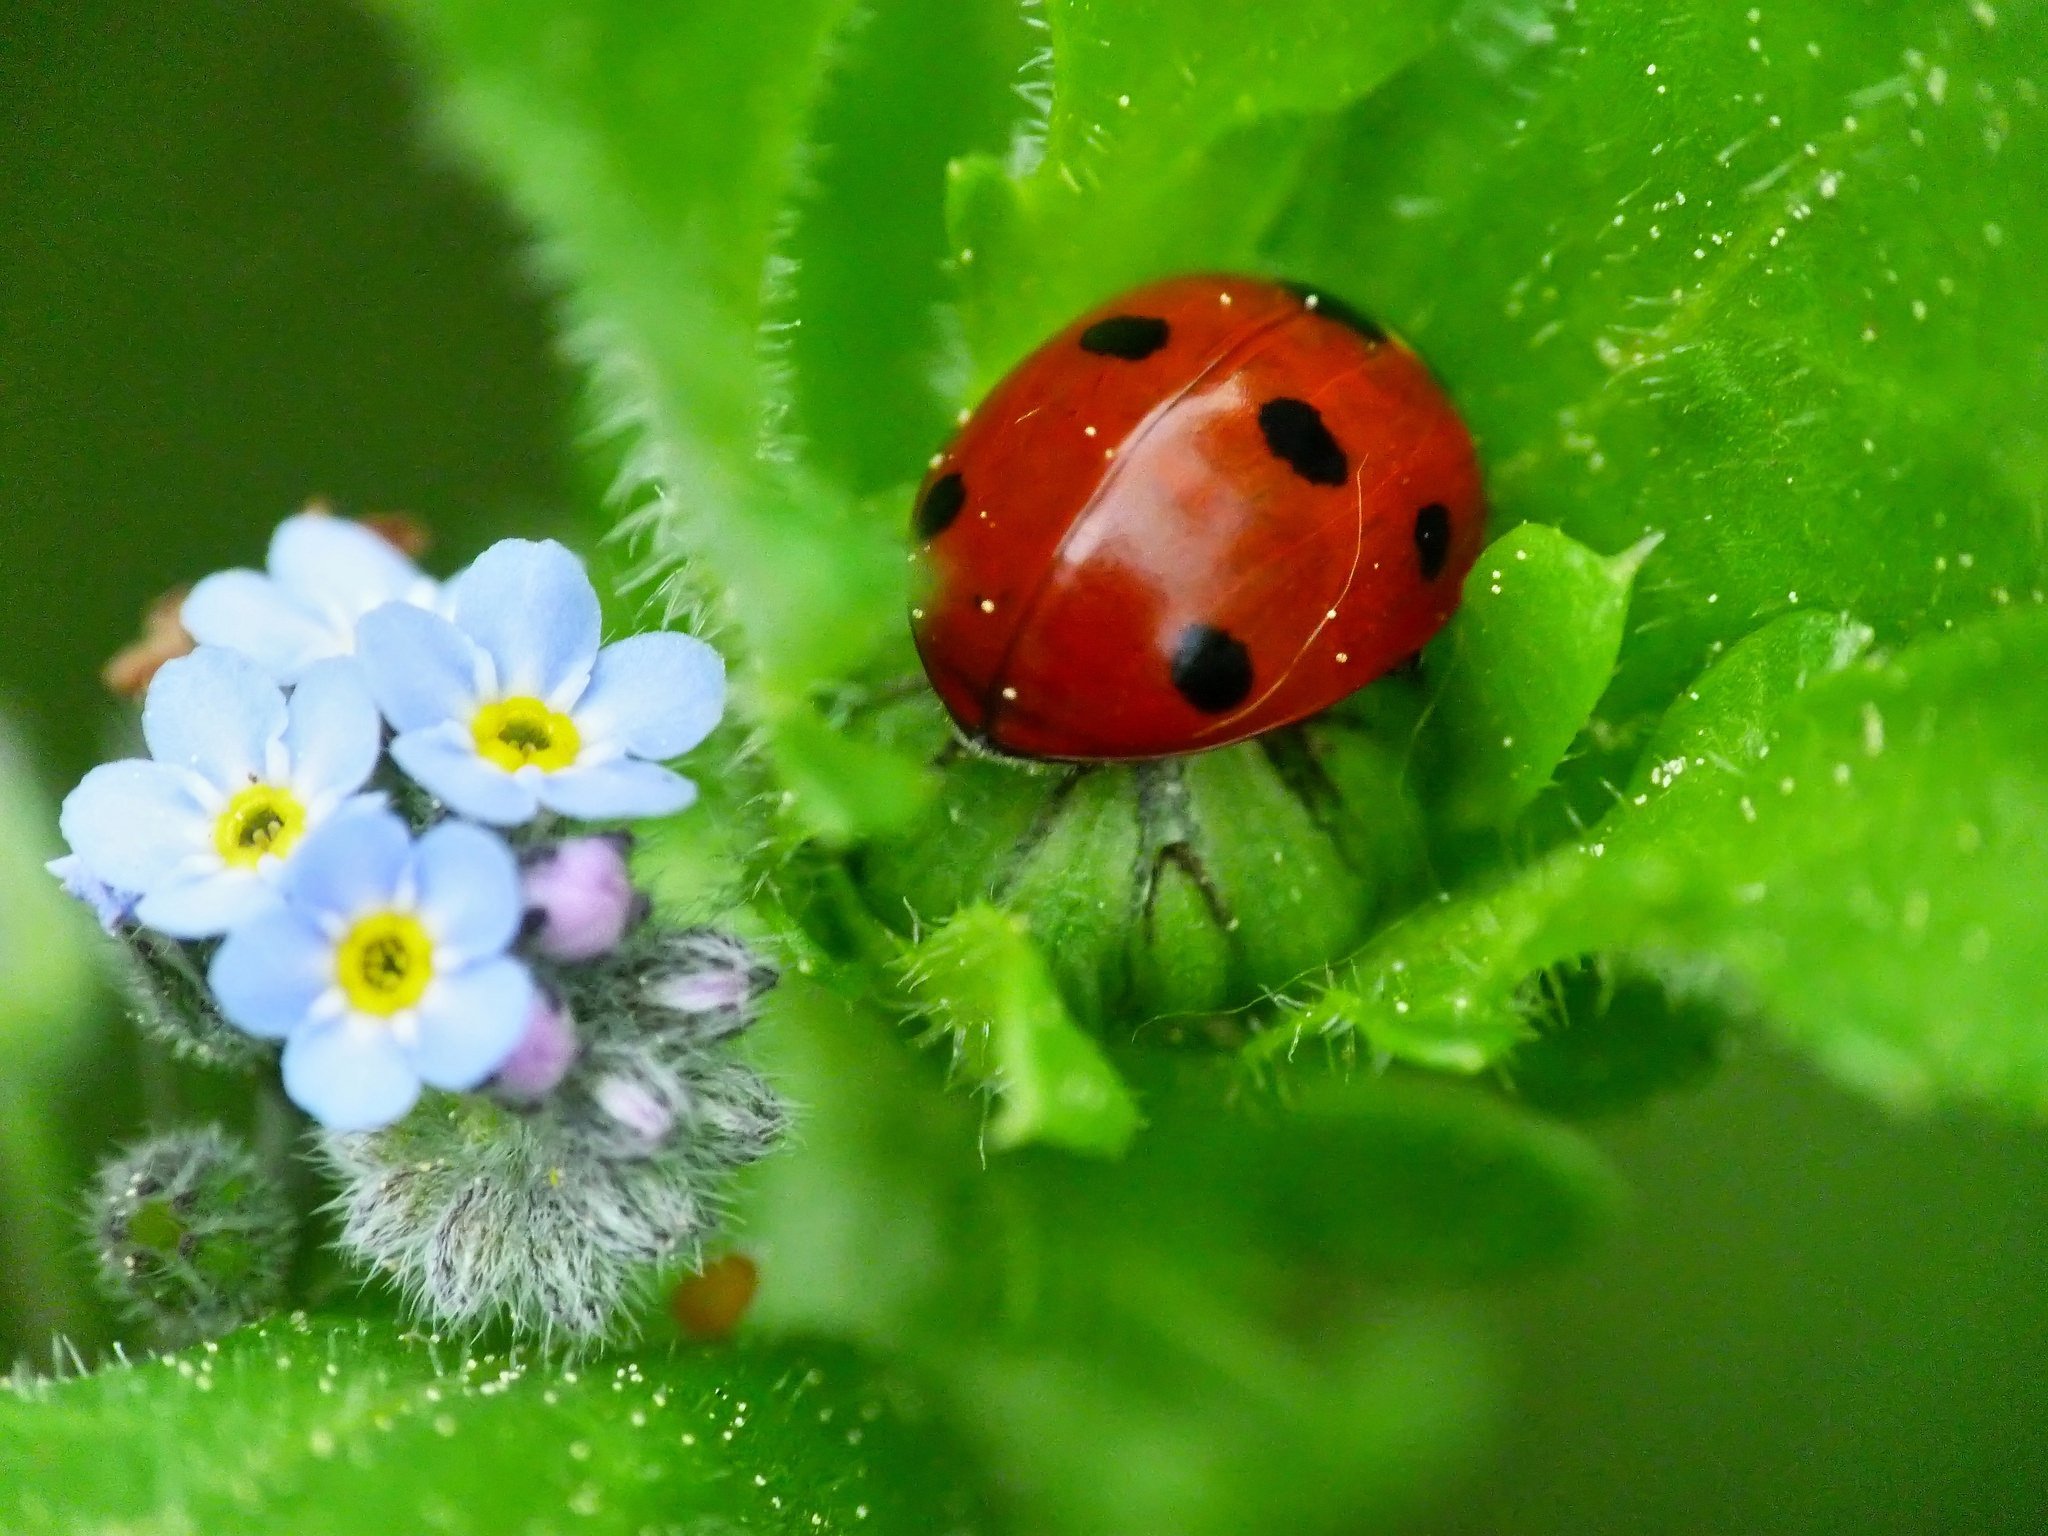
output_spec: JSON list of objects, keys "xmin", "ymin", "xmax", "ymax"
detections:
[
  {"xmin": 334, "ymin": 912, "xmax": 435, "ymax": 1017},
  {"xmin": 212, "ymin": 784, "xmax": 308, "ymax": 870},
  {"xmin": 472, "ymin": 696, "xmax": 582, "ymax": 773}
]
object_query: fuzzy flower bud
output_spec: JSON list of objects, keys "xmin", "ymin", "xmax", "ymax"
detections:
[
  {"xmin": 88, "ymin": 1128, "xmax": 294, "ymax": 1343},
  {"xmin": 639, "ymin": 929, "xmax": 777, "ymax": 1040},
  {"xmin": 320, "ymin": 1042, "xmax": 786, "ymax": 1339},
  {"xmin": 521, "ymin": 836, "xmax": 646, "ymax": 961},
  {"xmin": 494, "ymin": 990, "xmax": 579, "ymax": 1102},
  {"xmin": 592, "ymin": 1073, "xmax": 676, "ymax": 1152}
]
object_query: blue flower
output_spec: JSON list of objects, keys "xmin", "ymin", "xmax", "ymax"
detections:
[
  {"xmin": 58, "ymin": 648, "xmax": 384, "ymax": 938},
  {"xmin": 182, "ymin": 511, "xmax": 440, "ymax": 684},
  {"xmin": 45, "ymin": 854, "xmax": 137, "ymax": 934},
  {"xmin": 356, "ymin": 539, "xmax": 724, "ymax": 827},
  {"xmin": 209, "ymin": 804, "xmax": 534, "ymax": 1131}
]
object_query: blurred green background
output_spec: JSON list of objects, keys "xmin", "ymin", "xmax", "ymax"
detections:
[{"xmin": 2, "ymin": 3, "xmax": 2042, "ymax": 1531}]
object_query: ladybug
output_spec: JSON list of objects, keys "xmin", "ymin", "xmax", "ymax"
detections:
[{"xmin": 909, "ymin": 274, "xmax": 1486, "ymax": 762}]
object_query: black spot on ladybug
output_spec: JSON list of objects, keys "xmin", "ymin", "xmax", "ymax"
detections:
[
  {"xmin": 1258, "ymin": 398, "xmax": 1348, "ymax": 487},
  {"xmin": 1079, "ymin": 315, "xmax": 1170, "ymax": 360},
  {"xmin": 917, "ymin": 472, "xmax": 966, "ymax": 540},
  {"xmin": 1282, "ymin": 282, "xmax": 1389, "ymax": 344},
  {"xmin": 1414, "ymin": 503, "xmax": 1452, "ymax": 580},
  {"xmin": 1170, "ymin": 624, "xmax": 1254, "ymax": 714}
]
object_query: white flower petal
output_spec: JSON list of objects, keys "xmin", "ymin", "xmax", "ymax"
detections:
[
  {"xmin": 389, "ymin": 726, "xmax": 540, "ymax": 826},
  {"xmin": 210, "ymin": 906, "xmax": 335, "ymax": 1038},
  {"xmin": 407, "ymin": 957, "xmax": 534, "ymax": 1092},
  {"xmin": 278, "ymin": 801, "xmax": 412, "ymax": 923},
  {"xmin": 449, "ymin": 539, "xmax": 601, "ymax": 702},
  {"xmin": 182, "ymin": 570, "xmax": 342, "ymax": 683},
  {"xmin": 356, "ymin": 603, "xmax": 486, "ymax": 733},
  {"xmin": 142, "ymin": 648, "xmax": 288, "ymax": 791},
  {"xmin": 284, "ymin": 656, "xmax": 383, "ymax": 801},
  {"xmin": 135, "ymin": 867, "xmax": 277, "ymax": 940},
  {"xmin": 573, "ymin": 632, "xmax": 725, "ymax": 761},
  {"xmin": 412, "ymin": 819, "xmax": 522, "ymax": 965},
  {"xmin": 268, "ymin": 512, "xmax": 426, "ymax": 621},
  {"xmin": 536, "ymin": 759, "xmax": 698, "ymax": 822},
  {"xmin": 282, "ymin": 1017, "xmax": 421, "ymax": 1131},
  {"xmin": 58, "ymin": 760, "xmax": 213, "ymax": 894}
]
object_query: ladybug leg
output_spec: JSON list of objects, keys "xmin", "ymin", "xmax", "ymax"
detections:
[
  {"xmin": 851, "ymin": 674, "xmax": 937, "ymax": 707},
  {"xmin": 948, "ymin": 721, "xmax": 1065, "ymax": 769},
  {"xmin": 1131, "ymin": 761, "xmax": 1232, "ymax": 936}
]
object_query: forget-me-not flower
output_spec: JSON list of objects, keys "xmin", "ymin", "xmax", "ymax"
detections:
[
  {"xmin": 183, "ymin": 510, "xmax": 440, "ymax": 684},
  {"xmin": 58, "ymin": 648, "xmax": 384, "ymax": 938},
  {"xmin": 45, "ymin": 853, "xmax": 138, "ymax": 934},
  {"xmin": 355, "ymin": 539, "xmax": 724, "ymax": 826},
  {"xmin": 209, "ymin": 803, "xmax": 534, "ymax": 1131}
]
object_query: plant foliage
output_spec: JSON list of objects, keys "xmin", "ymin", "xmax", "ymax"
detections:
[{"xmin": 12, "ymin": 0, "xmax": 2044, "ymax": 1529}]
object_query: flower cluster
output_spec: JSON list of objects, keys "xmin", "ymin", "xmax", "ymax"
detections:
[
  {"xmin": 53, "ymin": 512, "xmax": 736, "ymax": 1132},
  {"xmin": 56, "ymin": 509, "xmax": 785, "ymax": 1337}
]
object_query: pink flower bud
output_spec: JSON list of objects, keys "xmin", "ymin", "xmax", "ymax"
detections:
[
  {"xmin": 520, "ymin": 836, "xmax": 644, "ymax": 962},
  {"xmin": 593, "ymin": 1075, "xmax": 674, "ymax": 1150},
  {"xmin": 640, "ymin": 930, "xmax": 776, "ymax": 1040},
  {"xmin": 494, "ymin": 992, "xmax": 578, "ymax": 1102}
]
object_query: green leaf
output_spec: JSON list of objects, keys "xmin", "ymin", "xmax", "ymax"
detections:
[
  {"xmin": 762, "ymin": 700, "xmax": 937, "ymax": 847},
  {"xmin": 908, "ymin": 903, "xmax": 1143, "ymax": 1156},
  {"xmin": 382, "ymin": 0, "xmax": 925, "ymax": 714},
  {"xmin": 1420, "ymin": 525, "xmax": 1658, "ymax": 832},
  {"xmin": 1654, "ymin": 605, "xmax": 2048, "ymax": 1109},
  {"xmin": 0, "ymin": 1317, "xmax": 993, "ymax": 1536},
  {"xmin": 945, "ymin": 1310, "xmax": 1489, "ymax": 1536},
  {"xmin": 783, "ymin": 0, "xmax": 1030, "ymax": 493},
  {"xmin": 740, "ymin": 980, "xmax": 1618, "ymax": 1536},
  {"xmin": 1260, "ymin": 610, "xmax": 1870, "ymax": 1074},
  {"xmin": 382, "ymin": 0, "xmax": 853, "ymax": 505},
  {"xmin": 1271, "ymin": 0, "xmax": 2048, "ymax": 728},
  {"xmin": 950, "ymin": 0, "xmax": 1454, "ymax": 381},
  {"xmin": 1125, "ymin": 1072, "xmax": 1625, "ymax": 1287},
  {"xmin": 1290, "ymin": 604, "xmax": 2048, "ymax": 1114}
]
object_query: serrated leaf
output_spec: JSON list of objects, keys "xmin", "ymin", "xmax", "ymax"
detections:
[
  {"xmin": 1296, "ymin": 604, "xmax": 2048, "ymax": 1113},
  {"xmin": 383, "ymin": 0, "xmax": 854, "ymax": 492},
  {"xmin": 0, "ymin": 1317, "xmax": 992, "ymax": 1536},
  {"xmin": 1271, "ymin": 0, "xmax": 2048, "ymax": 728},
  {"xmin": 783, "ymin": 0, "xmax": 1030, "ymax": 493},
  {"xmin": 1420, "ymin": 525, "xmax": 1657, "ymax": 832},
  {"xmin": 908, "ymin": 903, "xmax": 1143, "ymax": 1156},
  {"xmin": 950, "ymin": 0, "xmax": 1455, "ymax": 382},
  {"xmin": 381, "ymin": 0, "xmax": 915, "ymax": 699}
]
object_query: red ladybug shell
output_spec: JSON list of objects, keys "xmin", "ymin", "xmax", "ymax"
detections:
[{"xmin": 910, "ymin": 274, "xmax": 1485, "ymax": 762}]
